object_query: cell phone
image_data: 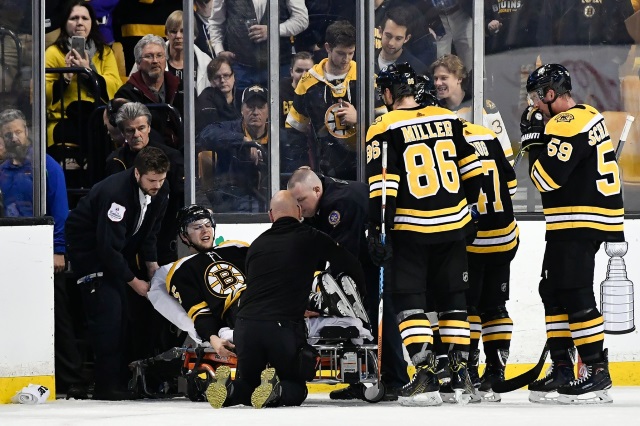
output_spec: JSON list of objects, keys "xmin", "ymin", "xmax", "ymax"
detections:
[
  {"xmin": 245, "ymin": 18, "xmax": 258, "ymax": 31},
  {"xmin": 71, "ymin": 36, "xmax": 86, "ymax": 57}
]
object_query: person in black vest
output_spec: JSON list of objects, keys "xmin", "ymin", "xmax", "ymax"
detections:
[
  {"xmin": 65, "ymin": 146, "xmax": 170, "ymax": 400},
  {"xmin": 209, "ymin": 0, "xmax": 309, "ymax": 93},
  {"xmin": 287, "ymin": 167, "xmax": 409, "ymax": 401},
  {"xmin": 205, "ymin": 190, "xmax": 366, "ymax": 409}
]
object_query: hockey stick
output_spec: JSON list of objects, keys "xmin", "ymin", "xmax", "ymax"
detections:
[
  {"xmin": 615, "ymin": 115, "xmax": 634, "ymax": 161},
  {"xmin": 491, "ymin": 342, "xmax": 549, "ymax": 393},
  {"xmin": 512, "ymin": 149, "xmax": 525, "ymax": 169},
  {"xmin": 365, "ymin": 141, "xmax": 388, "ymax": 400}
]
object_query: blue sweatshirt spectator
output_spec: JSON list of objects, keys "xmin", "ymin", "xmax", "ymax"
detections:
[{"xmin": 0, "ymin": 109, "xmax": 68, "ymax": 259}]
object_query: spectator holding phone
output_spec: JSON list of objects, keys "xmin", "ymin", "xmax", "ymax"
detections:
[{"xmin": 45, "ymin": 0, "xmax": 122, "ymax": 148}]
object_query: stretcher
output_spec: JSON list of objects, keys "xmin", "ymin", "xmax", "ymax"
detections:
[{"xmin": 128, "ymin": 323, "xmax": 386, "ymax": 403}]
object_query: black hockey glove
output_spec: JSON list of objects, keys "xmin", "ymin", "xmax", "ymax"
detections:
[
  {"xmin": 466, "ymin": 205, "xmax": 480, "ymax": 245},
  {"xmin": 520, "ymin": 106, "xmax": 545, "ymax": 152},
  {"xmin": 367, "ymin": 223, "xmax": 392, "ymax": 267}
]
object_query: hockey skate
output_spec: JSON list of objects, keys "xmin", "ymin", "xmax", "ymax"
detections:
[
  {"xmin": 557, "ymin": 350, "xmax": 613, "ymax": 405},
  {"xmin": 338, "ymin": 274, "xmax": 370, "ymax": 326},
  {"xmin": 317, "ymin": 273, "xmax": 357, "ymax": 318},
  {"xmin": 206, "ymin": 366, "xmax": 233, "ymax": 409},
  {"xmin": 251, "ymin": 367, "xmax": 281, "ymax": 409},
  {"xmin": 478, "ymin": 364, "xmax": 505, "ymax": 402},
  {"xmin": 441, "ymin": 351, "xmax": 481, "ymax": 404},
  {"xmin": 434, "ymin": 354, "xmax": 450, "ymax": 383},
  {"xmin": 398, "ymin": 354, "xmax": 442, "ymax": 407},
  {"xmin": 528, "ymin": 360, "xmax": 574, "ymax": 404},
  {"xmin": 479, "ymin": 349, "xmax": 508, "ymax": 402},
  {"xmin": 467, "ymin": 349, "xmax": 481, "ymax": 389}
]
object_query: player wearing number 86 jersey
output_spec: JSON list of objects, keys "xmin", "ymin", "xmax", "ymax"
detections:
[
  {"xmin": 366, "ymin": 106, "xmax": 483, "ymax": 243},
  {"xmin": 365, "ymin": 62, "xmax": 483, "ymax": 406}
]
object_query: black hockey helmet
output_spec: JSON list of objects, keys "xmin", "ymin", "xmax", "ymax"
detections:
[
  {"xmin": 376, "ymin": 62, "xmax": 417, "ymax": 99},
  {"xmin": 415, "ymin": 74, "xmax": 438, "ymax": 107},
  {"xmin": 526, "ymin": 64, "xmax": 572, "ymax": 97},
  {"xmin": 176, "ymin": 204, "xmax": 215, "ymax": 236}
]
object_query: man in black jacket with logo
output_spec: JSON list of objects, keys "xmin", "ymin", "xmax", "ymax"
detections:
[
  {"xmin": 205, "ymin": 190, "xmax": 365, "ymax": 409},
  {"xmin": 65, "ymin": 146, "xmax": 170, "ymax": 400},
  {"xmin": 287, "ymin": 167, "xmax": 409, "ymax": 400}
]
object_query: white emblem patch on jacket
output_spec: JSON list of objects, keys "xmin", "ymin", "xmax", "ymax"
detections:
[{"xmin": 108, "ymin": 203, "xmax": 126, "ymax": 222}]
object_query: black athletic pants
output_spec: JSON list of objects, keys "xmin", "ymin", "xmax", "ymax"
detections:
[
  {"xmin": 229, "ymin": 318, "xmax": 308, "ymax": 407},
  {"xmin": 54, "ymin": 271, "xmax": 86, "ymax": 390},
  {"xmin": 79, "ymin": 275, "xmax": 129, "ymax": 393}
]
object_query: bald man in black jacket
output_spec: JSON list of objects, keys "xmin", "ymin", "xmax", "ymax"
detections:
[{"xmin": 206, "ymin": 190, "xmax": 365, "ymax": 409}]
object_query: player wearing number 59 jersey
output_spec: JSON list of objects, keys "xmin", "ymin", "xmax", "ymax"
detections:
[
  {"xmin": 460, "ymin": 121, "xmax": 519, "ymax": 400},
  {"xmin": 365, "ymin": 63, "xmax": 483, "ymax": 406},
  {"xmin": 520, "ymin": 64, "xmax": 623, "ymax": 404}
]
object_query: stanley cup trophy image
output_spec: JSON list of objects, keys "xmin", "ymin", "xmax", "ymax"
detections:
[{"xmin": 601, "ymin": 242, "xmax": 635, "ymax": 334}]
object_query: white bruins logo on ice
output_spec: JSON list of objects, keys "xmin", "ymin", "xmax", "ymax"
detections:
[{"xmin": 205, "ymin": 261, "xmax": 245, "ymax": 299}]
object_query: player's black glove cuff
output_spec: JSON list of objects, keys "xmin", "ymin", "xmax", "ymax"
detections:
[
  {"xmin": 367, "ymin": 223, "xmax": 392, "ymax": 267},
  {"xmin": 520, "ymin": 106, "xmax": 545, "ymax": 151}
]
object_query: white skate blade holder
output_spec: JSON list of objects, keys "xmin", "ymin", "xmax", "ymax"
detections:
[
  {"xmin": 479, "ymin": 389, "xmax": 501, "ymax": 402},
  {"xmin": 529, "ymin": 390, "xmax": 560, "ymax": 404},
  {"xmin": 557, "ymin": 390, "xmax": 613, "ymax": 405}
]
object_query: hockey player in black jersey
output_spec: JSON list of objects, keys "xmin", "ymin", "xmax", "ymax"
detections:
[
  {"xmin": 366, "ymin": 63, "xmax": 483, "ymax": 406},
  {"xmin": 461, "ymin": 120, "xmax": 519, "ymax": 402},
  {"xmin": 164, "ymin": 205, "xmax": 248, "ymax": 358},
  {"xmin": 520, "ymin": 64, "xmax": 623, "ymax": 404}
]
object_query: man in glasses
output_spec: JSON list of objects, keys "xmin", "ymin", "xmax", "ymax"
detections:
[
  {"xmin": 115, "ymin": 35, "xmax": 184, "ymax": 149},
  {"xmin": 197, "ymin": 85, "xmax": 270, "ymax": 213}
]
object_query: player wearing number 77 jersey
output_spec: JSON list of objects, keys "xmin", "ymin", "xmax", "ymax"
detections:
[
  {"xmin": 365, "ymin": 63, "xmax": 483, "ymax": 406},
  {"xmin": 521, "ymin": 64, "xmax": 624, "ymax": 404},
  {"xmin": 460, "ymin": 120, "xmax": 519, "ymax": 402}
]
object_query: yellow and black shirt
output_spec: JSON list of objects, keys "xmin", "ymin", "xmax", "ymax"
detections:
[
  {"xmin": 529, "ymin": 104, "xmax": 625, "ymax": 242},
  {"xmin": 462, "ymin": 121, "xmax": 519, "ymax": 263},
  {"xmin": 365, "ymin": 105, "xmax": 483, "ymax": 244},
  {"xmin": 166, "ymin": 241, "xmax": 249, "ymax": 341},
  {"xmin": 286, "ymin": 59, "xmax": 358, "ymax": 151}
]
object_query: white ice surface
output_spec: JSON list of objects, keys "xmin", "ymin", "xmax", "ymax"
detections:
[{"xmin": 1, "ymin": 389, "xmax": 639, "ymax": 426}]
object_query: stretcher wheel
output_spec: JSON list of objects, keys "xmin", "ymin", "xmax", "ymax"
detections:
[{"xmin": 362, "ymin": 382, "xmax": 386, "ymax": 403}]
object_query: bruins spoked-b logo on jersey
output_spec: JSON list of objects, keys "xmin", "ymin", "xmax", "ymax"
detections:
[
  {"xmin": 325, "ymin": 102, "xmax": 357, "ymax": 140},
  {"xmin": 205, "ymin": 261, "xmax": 246, "ymax": 300}
]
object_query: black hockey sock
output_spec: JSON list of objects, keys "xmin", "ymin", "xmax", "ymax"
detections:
[
  {"xmin": 439, "ymin": 310, "xmax": 470, "ymax": 354},
  {"xmin": 468, "ymin": 312, "xmax": 481, "ymax": 355},
  {"xmin": 480, "ymin": 310, "xmax": 513, "ymax": 366},
  {"xmin": 397, "ymin": 310, "xmax": 433, "ymax": 366},
  {"xmin": 568, "ymin": 308, "xmax": 605, "ymax": 363},
  {"xmin": 544, "ymin": 307, "xmax": 574, "ymax": 361}
]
